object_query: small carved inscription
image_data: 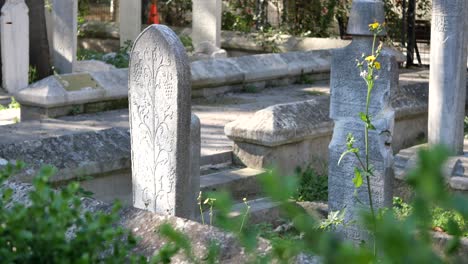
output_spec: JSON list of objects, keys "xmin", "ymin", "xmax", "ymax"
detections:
[{"xmin": 433, "ymin": 15, "xmax": 451, "ymax": 32}]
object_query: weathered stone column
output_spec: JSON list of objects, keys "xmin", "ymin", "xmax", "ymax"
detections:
[
  {"xmin": 328, "ymin": 0, "xmax": 397, "ymax": 242},
  {"xmin": 192, "ymin": 0, "xmax": 222, "ymax": 49},
  {"xmin": 119, "ymin": 0, "xmax": 141, "ymax": 47},
  {"xmin": 428, "ymin": 0, "xmax": 468, "ymax": 154},
  {"xmin": 0, "ymin": 0, "xmax": 29, "ymax": 93},
  {"xmin": 129, "ymin": 25, "xmax": 198, "ymax": 219},
  {"xmin": 51, "ymin": 0, "xmax": 77, "ymax": 74}
]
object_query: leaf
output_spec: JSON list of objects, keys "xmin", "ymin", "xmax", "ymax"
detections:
[
  {"xmin": 338, "ymin": 147, "xmax": 359, "ymax": 165},
  {"xmin": 338, "ymin": 150, "xmax": 351, "ymax": 165},
  {"xmin": 353, "ymin": 168, "xmax": 363, "ymax": 188},
  {"xmin": 359, "ymin": 112, "xmax": 367, "ymax": 122}
]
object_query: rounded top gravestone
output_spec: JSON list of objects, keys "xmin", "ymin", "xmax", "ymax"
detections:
[
  {"xmin": 128, "ymin": 25, "xmax": 192, "ymax": 217},
  {"xmin": 347, "ymin": 0, "xmax": 386, "ymax": 37}
]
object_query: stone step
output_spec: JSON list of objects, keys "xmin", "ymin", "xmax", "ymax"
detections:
[
  {"xmin": 200, "ymin": 150, "xmax": 233, "ymax": 167},
  {"xmin": 394, "ymin": 142, "xmax": 468, "ymax": 193},
  {"xmin": 197, "ymin": 197, "xmax": 283, "ymax": 227},
  {"xmin": 197, "ymin": 198, "xmax": 330, "ymax": 227},
  {"xmin": 200, "ymin": 163, "xmax": 241, "ymax": 176},
  {"xmin": 200, "ymin": 167, "xmax": 265, "ymax": 201}
]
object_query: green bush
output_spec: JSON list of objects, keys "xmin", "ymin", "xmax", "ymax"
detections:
[
  {"xmin": 294, "ymin": 166, "xmax": 328, "ymax": 202},
  {"xmin": 1, "ymin": 148, "xmax": 466, "ymax": 263},
  {"xmin": 77, "ymin": 41, "xmax": 132, "ymax": 69},
  {"xmin": 394, "ymin": 197, "xmax": 468, "ymax": 237},
  {"xmin": 0, "ymin": 163, "xmax": 146, "ymax": 263}
]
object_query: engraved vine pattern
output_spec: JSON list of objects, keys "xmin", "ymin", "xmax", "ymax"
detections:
[{"xmin": 129, "ymin": 31, "xmax": 178, "ymax": 214}]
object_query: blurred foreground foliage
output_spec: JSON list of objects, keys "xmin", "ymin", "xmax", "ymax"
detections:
[{"xmin": 0, "ymin": 146, "xmax": 466, "ymax": 263}]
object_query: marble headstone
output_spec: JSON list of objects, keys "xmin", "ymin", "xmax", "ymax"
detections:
[
  {"xmin": 428, "ymin": 0, "xmax": 468, "ymax": 154},
  {"xmin": 51, "ymin": 0, "xmax": 77, "ymax": 73},
  {"xmin": 328, "ymin": 0, "xmax": 397, "ymax": 242},
  {"xmin": 0, "ymin": 0, "xmax": 29, "ymax": 93},
  {"xmin": 128, "ymin": 25, "xmax": 195, "ymax": 219},
  {"xmin": 119, "ymin": 0, "xmax": 141, "ymax": 46},
  {"xmin": 192, "ymin": 0, "xmax": 222, "ymax": 49}
]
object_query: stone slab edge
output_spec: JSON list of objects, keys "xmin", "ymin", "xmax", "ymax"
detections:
[
  {"xmin": 225, "ymin": 83, "xmax": 432, "ymax": 147},
  {"xmin": 0, "ymin": 127, "xmax": 131, "ymax": 183},
  {"xmin": 15, "ymin": 69, "xmax": 129, "ymax": 108},
  {"xmin": 394, "ymin": 142, "xmax": 468, "ymax": 192},
  {"xmin": 17, "ymin": 50, "xmax": 333, "ymax": 108}
]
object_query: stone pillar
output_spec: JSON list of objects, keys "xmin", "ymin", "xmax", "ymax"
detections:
[
  {"xmin": 129, "ymin": 25, "xmax": 198, "ymax": 219},
  {"xmin": 0, "ymin": 0, "xmax": 29, "ymax": 93},
  {"xmin": 51, "ymin": 0, "xmax": 77, "ymax": 74},
  {"xmin": 267, "ymin": 0, "xmax": 283, "ymax": 27},
  {"xmin": 328, "ymin": 0, "xmax": 397, "ymax": 242},
  {"xmin": 192, "ymin": 0, "xmax": 222, "ymax": 49},
  {"xmin": 428, "ymin": 0, "xmax": 468, "ymax": 154},
  {"xmin": 189, "ymin": 114, "xmax": 201, "ymax": 220},
  {"xmin": 119, "ymin": 0, "xmax": 141, "ymax": 47}
]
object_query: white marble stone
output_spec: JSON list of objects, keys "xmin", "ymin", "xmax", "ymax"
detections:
[
  {"xmin": 129, "ymin": 25, "xmax": 196, "ymax": 219},
  {"xmin": 119, "ymin": 0, "xmax": 141, "ymax": 47},
  {"xmin": 51, "ymin": 0, "xmax": 77, "ymax": 73},
  {"xmin": 428, "ymin": 0, "xmax": 468, "ymax": 154},
  {"xmin": 1, "ymin": 0, "xmax": 29, "ymax": 93},
  {"xmin": 192, "ymin": 0, "xmax": 222, "ymax": 48}
]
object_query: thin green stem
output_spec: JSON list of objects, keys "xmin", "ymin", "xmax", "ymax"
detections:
[
  {"xmin": 198, "ymin": 192, "xmax": 205, "ymax": 225},
  {"xmin": 239, "ymin": 206, "xmax": 250, "ymax": 233},
  {"xmin": 365, "ymin": 32, "xmax": 379, "ymax": 257},
  {"xmin": 353, "ymin": 152, "xmax": 366, "ymax": 172},
  {"xmin": 200, "ymin": 204, "xmax": 205, "ymax": 225},
  {"xmin": 209, "ymin": 204, "xmax": 214, "ymax": 226}
]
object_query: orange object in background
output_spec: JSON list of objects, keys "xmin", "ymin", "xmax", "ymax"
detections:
[{"xmin": 148, "ymin": 0, "xmax": 160, "ymax": 24}]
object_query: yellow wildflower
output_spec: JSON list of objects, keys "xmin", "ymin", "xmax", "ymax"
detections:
[
  {"xmin": 369, "ymin": 22, "xmax": 380, "ymax": 30},
  {"xmin": 365, "ymin": 55, "xmax": 376, "ymax": 62},
  {"xmin": 374, "ymin": 61, "xmax": 381, "ymax": 70}
]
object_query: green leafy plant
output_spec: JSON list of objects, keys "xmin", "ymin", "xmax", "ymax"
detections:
[
  {"xmin": 222, "ymin": 0, "xmax": 257, "ymax": 33},
  {"xmin": 179, "ymin": 35, "xmax": 194, "ymax": 52},
  {"xmin": 0, "ymin": 162, "xmax": 147, "ymax": 263},
  {"xmin": 0, "ymin": 97, "xmax": 21, "ymax": 111},
  {"xmin": 393, "ymin": 197, "xmax": 468, "ymax": 237},
  {"xmin": 319, "ymin": 209, "xmax": 346, "ymax": 231},
  {"xmin": 298, "ymin": 71, "xmax": 316, "ymax": 85},
  {"xmin": 281, "ymin": 0, "xmax": 337, "ymax": 37},
  {"xmin": 222, "ymin": 0, "xmax": 337, "ymax": 38},
  {"xmin": 247, "ymin": 146, "xmax": 467, "ymax": 262},
  {"xmin": 242, "ymin": 84, "xmax": 260, "ymax": 93},
  {"xmin": 253, "ymin": 28, "xmax": 283, "ymax": 53},
  {"xmin": 28, "ymin": 66, "xmax": 39, "ymax": 84},
  {"xmin": 239, "ymin": 198, "xmax": 251, "ymax": 233},
  {"xmin": 159, "ymin": 0, "xmax": 192, "ymax": 27},
  {"xmin": 293, "ymin": 166, "xmax": 328, "ymax": 202},
  {"xmin": 8, "ymin": 97, "xmax": 20, "ymax": 109},
  {"xmin": 2, "ymin": 146, "xmax": 465, "ymax": 263},
  {"xmin": 77, "ymin": 40, "xmax": 132, "ymax": 68},
  {"xmin": 338, "ymin": 22, "xmax": 385, "ymax": 255}
]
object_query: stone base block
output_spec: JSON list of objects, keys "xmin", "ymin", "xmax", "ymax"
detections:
[
  {"xmin": 232, "ymin": 135, "xmax": 331, "ymax": 176},
  {"xmin": 20, "ymin": 98, "xmax": 128, "ymax": 121}
]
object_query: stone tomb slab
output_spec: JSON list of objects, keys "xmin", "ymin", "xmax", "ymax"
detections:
[{"xmin": 15, "ymin": 70, "xmax": 128, "ymax": 120}]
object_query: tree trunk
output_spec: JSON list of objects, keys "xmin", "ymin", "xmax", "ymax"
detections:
[{"xmin": 26, "ymin": 0, "xmax": 52, "ymax": 79}]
